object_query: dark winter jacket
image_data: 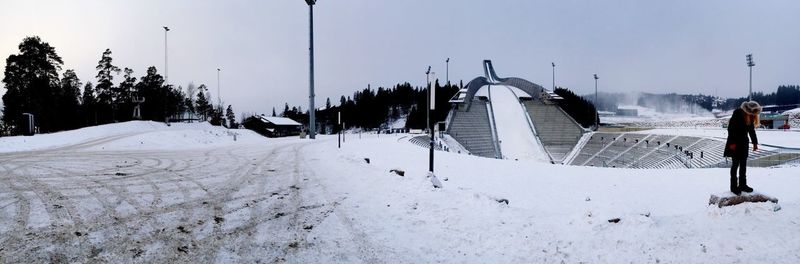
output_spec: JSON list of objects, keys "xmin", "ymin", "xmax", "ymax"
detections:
[{"xmin": 724, "ymin": 108, "xmax": 758, "ymax": 158}]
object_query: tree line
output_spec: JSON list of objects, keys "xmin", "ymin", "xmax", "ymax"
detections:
[
  {"xmin": 554, "ymin": 87, "xmax": 598, "ymax": 128},
  {"xmin": 272, "ymin": 81, "xmax": 461, "ymax": 133},
  {"xmin": 1, "ymin": 36, "xmax": 233, "ymax": 135}
]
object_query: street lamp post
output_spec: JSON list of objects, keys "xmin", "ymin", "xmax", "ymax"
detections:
[
  {"xmin": 217, "ymin": 68, "xmax": 222, "ymax": 108},
  {"xmin": 426, "ymin": 66, "xmax": 431, "ymax": 133},
  {"xmin": 427, "ymin": 68, "xmax": 436, "ymax": 173},
  {"xmin": 746, "ymin": 54, "xmax": 755, "ymax": 101},
  {"xmin": 446, "ymin": 58, "xmax": 450, "ymax": 86},
  {"xmin": 163, "ymin": 27, "xmax": 169, "ymax": 84},
  {"xmin": 304, "ymin": 0, "xmax": 317, "ymax": 139},
  {"xmin": 552, "ymin": 62, "xmax": 556, "ymax": 91},
  {"xmin": 217, "ymin": 68, "xmax": 223, "ymax": 127},
  {"xmin": 594, "ymin": 73, "xmax": 599, "ymax": 128},
  {"xmin": 163, "ymin": 26, "xmax": 170, "ymax": 124}
]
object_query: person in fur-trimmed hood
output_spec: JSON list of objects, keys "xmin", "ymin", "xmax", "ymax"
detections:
[{"xmin": 723, "ymin": 101, "xmax": 762, "ymax": 195}]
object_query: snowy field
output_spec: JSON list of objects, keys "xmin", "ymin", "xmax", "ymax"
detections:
[{"xmin": 1, "ymin": 121, "xmax": 799, "ymax": 263}]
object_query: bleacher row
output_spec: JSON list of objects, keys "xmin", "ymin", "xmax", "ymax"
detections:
[
  {"xmin": 524, "ymin": 100, "xmax": 584, "ymax": 161},
  {"xmin": 569, "ymin": 132, "xmax": 779, "ymax": 169},
  {"xmin": 446, "ymin": 99, "xmax": 498, "ymax": 158},
  {"xmin": 408, "ymin": 135, "xmax": 444, "ymax": 151}
]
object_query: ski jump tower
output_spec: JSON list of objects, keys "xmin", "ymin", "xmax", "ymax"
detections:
[{"xmin": 445, "ymin": 60, "xmax": 588, "ymax": 163}]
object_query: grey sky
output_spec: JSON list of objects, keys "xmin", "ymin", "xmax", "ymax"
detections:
[{"xmin": 2, "ymin": 0, "xmax": 799, "ymax": 115}]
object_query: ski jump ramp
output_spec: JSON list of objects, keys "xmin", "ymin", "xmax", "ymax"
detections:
[{"xmin": 446, "ymin": 60, "xmax": 587, "ymax": 163}]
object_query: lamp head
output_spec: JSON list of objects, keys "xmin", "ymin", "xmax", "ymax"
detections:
[
  {"xmin": 163, "ymin": 26, "xmax": 170, "ymax": 31},
  {"xmin": 594, "ymin": 74, "xmax": 598, "ymax": 80},
  {"xmin": 305, "ymin": 0, "xmax": 316, "ymax": 5}
]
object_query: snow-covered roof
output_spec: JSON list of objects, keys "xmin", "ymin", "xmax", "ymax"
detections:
[{"xmin": 258, "ymin": 115, "xmax": 302, "ymax": 126}]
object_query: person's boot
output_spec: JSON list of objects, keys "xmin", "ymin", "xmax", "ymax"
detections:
[
  {"xmin": 739, "ymin": 175, "xmax": 754, "ymax": 193},
  {"xmin": 730, "ymin": 177, "xmax": 741, "ymax": 195}
]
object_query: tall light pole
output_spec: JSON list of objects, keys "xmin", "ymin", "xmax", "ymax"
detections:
[
  {"xmin": 163, "ymin": 26, "xmax": 169, "ymax": 84},
  {"xmin": 445, "ymin": 58, "xmax": 450, "ymax": 86},
  {"xmin": 426, "ymin": 66, "xmax": 431, "ymax": 132},
  {"xmin": 594, "ymin": 73, "xmax": 599, "ymax": 128},
  {"xmin": 304, "ymin": 0, "xmax": 317, "ymax": 139},
  {"xmin": 552, "ymin": 62, "xmax": 556, "ymax": 91},
  {"xmin": 427, "ymin": 68, "xmax": 436, "ymax": 173},
  {"xmin": 746, "ymin": 54, "xmax": 755, "ymax": 101},
  {"xmin": 163, "ymin": 26, "xmax": 170, "ymax": 124},
  {"xmin": 217, "ymin": 68, "xmax": 221, "ymax": 108}
]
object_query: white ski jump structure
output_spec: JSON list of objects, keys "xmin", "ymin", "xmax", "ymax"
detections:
[{"xmin": 444, "ymin": 60, "xmax": 797, "ymax": 168}]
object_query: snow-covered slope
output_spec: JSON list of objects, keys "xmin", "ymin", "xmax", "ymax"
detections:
[
  {"xmin": 303, "ymin": 132, "xmax": 800, "ymax": 263},
  {"xmin": 0, "ymin": 121, "xmax": 266, "ymax": 153},
  {"xmin": 485, "ymin": 85, "xmax": 547, "ymax": 161}
]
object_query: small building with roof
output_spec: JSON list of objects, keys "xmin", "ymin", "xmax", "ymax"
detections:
[{"xmin": 242, "ymin": 114, "xmax": 302, "ymax": 137}]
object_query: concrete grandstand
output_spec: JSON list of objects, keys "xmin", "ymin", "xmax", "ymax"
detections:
[{"xmin": 443, "ymin": 61, "xmax": 800, "ymax": 168}]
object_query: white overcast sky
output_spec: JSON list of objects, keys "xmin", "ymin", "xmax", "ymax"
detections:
[{"xmin": 2, "ymin": 0, "xmax": 800, "ymax": 115}]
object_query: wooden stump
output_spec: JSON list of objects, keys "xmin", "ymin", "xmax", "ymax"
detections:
[{"xmin": 709, "ymin": 192, "xmax": 778, "ymax": 208}]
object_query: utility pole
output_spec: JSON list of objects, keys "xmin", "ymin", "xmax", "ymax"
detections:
[
  {"xmin": 305, "ymin": 0, "xmax": 317, "ymax": 139},
  {"xmin": 746, "ymin": 54, "xmax": 755, "ymax": 101}
]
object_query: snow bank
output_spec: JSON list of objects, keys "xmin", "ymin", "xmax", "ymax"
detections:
[
  {"xmin": 302, "ymin": 132, "xmax": 800, "ymax": 263},
  {"xmin": 0, "ymin": 121, "xmax": 268, "ymax": 153}
]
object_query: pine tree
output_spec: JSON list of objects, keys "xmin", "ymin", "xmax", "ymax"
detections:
[
  {"xmin": 94, "ymin": 48, "xmax": 120, "ymax": 123},
  {"xmin": 2, "ymin": 36, "xmax": 64, "ymax": 133},
  {"xmin": 82, "ymin": 82, "xmax": 96, "ymax": 125},
  {"xmin": 195, "ymin": 87, "xmax": 209, "ymax": 121},
  {"xmin": 226, "ymin": 105, "xmax": 236, "ymax": 128},
  {"xmin": 134, "ymin": 66, "xmax": 166, "ymax": 121},
  {"xmin": 59, "ymin": 70, "xmax": 82, "ymax": 130}
]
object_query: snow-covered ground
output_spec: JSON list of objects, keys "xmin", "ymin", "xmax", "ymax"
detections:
[
  {"xmin": 603, "ymin": 105, "xmax": 721, "ymax": 127},
  {"xmin": 0, "ymin": 121, "xmax": 259, "ymax": 153},
  {"xmin": 484, "ymin": 85, "xmax": 547, "ymax": 161},
  {"xmin": 1, "ymin": 121, "xmax": 799, "ymax": 263}
]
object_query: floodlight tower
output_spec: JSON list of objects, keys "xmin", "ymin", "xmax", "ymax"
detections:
[
  {"xmin": 594, "ymin": 73, "xmax": 599, "ymax": 127},
  {"xmin": 746, "ymin": 54, "xmax": 755, "ymax": 101},
  {"xmin": 552, "ymin": 62, "xmax": 556, "ymax": 91},
  {"xmin": 446, "ymin": 58, "xmax": 450, "ymax": 86},
  {"xmin": 163, "ymin": 26, "xmax": 169, "ymax": 84},
  {"xmin": 304, "ymin": 0, "xmax": 317, "ymax": 139}
]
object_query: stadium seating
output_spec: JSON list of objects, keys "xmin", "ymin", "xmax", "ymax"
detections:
[
  {"xmin": 524, "ymin": 100, "xmax": 585, "ymax": 161},
  {"xmin": 447, "ymin": 99, "xmax": 498, "ymax": 158}
]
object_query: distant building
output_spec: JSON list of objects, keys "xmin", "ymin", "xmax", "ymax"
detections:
[{"xmin": 242, "ymin": 115, "xmax": 302, "ymax": 137}]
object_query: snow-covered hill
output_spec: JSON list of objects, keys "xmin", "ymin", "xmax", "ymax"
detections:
[{"xmin": 0, "ymin": 121, "xmax": 267, "ymax": 153}]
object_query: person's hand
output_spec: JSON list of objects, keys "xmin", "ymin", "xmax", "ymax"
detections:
[
  {"xmin": 729, "ymin": 144, "xmax": 736, "ymax": 151},
  {"xmin": 753, "ymin": 144, "xmax": 758, "ymax": 151}
]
